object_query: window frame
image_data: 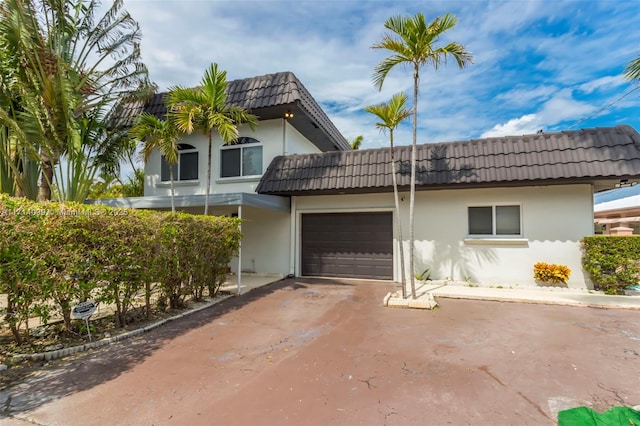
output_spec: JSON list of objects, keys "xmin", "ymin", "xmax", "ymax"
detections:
[
  {"xmin": 219, "ymin": 137, "xmax": 263, "ymax": 179},
  {"xmin": 467, "ymin": 203, "xmax": 522, "ymax": 237},
  {"xmin": 160, "ymin": 143, "xmax": 198, "ymax": 182}
]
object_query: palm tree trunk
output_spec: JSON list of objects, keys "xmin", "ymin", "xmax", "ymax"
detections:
[
  {"xmin": 390, "ymin": 130, "xmax": 407, "ymax": 298},
  {"xmin": 169, "ymin": 166, "xmax": 176, "ymax": 213},
  {"xmin": 204, "ymin": 132, "xmax": 212, "ymax": 215},
  {"xmin": 38, "ymin": 159, "xmax": 54, "ymax": 201},
  {"xmin": 408, "ymin": 66, "xmax": 419, "ymax": 299}
]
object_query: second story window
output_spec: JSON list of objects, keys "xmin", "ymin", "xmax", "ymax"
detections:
[
  {"xmin": 161, "ymin": 144, "xmax": 198, "ymax": 182},
  {"xmin": 220, "ymin": 137, "xmax": 263, "ymax": 178}
]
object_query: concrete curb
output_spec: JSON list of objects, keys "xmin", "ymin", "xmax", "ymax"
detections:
[
  {"xmin": 10, "ymin": 294, "xmax": 232, "ymax": 363},
  {"xmin": 383, "ymin": 292, "xmax": 438, "ymax": 310}
]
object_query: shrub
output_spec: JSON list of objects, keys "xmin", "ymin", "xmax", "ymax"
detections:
[
  {"xmin": 0, "ymin": 194, "xmax": 241, "ymax": 345},
  {"xmin": 533, "ymin": 262, "xmax": 571, "ymax": 285},
  {"xmin": 581, "ymin": 236, "xmax": 640, "ymax": 295}
]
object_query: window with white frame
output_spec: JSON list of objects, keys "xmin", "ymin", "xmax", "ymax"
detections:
[
  {"xmin": 220, "ymin": 137, "xmax": 263, "ymax": 178},
  {"xmin": 468, "ymin": 205, "xmax": 521, "ymax": 236},
  {"xmin": 160, "ymin": 143, "xmax": 198, "ymax": 182}
]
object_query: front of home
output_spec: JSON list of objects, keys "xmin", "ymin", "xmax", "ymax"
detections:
[
  {"xmin": 257, "ymin": 126, "xmax": 640, "ymax": 289},
  {"xmin": 91, "ymin": 71, "xmax": 640, "ymax": 290}
]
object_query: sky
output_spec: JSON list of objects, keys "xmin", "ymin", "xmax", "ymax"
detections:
[{"xmin": 117, "ymin": 0, "xmax": 640, "ymax": 151}]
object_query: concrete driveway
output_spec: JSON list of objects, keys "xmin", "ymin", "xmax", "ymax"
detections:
[{"xmin": 2, "ymin": 278, "xmax": 639, "ymax": 425}]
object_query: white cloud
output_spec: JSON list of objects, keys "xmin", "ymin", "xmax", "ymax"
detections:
[
  {"xmin": 495, "ymin": 85, "xmax": 557, "ymax": 106},
  {"xmin": 578, "ymin": 75, "xmax": 625, "ymax": 94},
  {"xmin": 481, "ymin": 114, "xmax": 542, "ymax": 138},
  {"xmin": 538, "ymin": 89, "xmax": 595, "ymax": 123},
  {"xmin": 482, "ymin": 88, "xmax": 597, "ymax": 137},
  {"xmin": 105, "ymin": 0, "xmax": 640, "ymax": 152}
]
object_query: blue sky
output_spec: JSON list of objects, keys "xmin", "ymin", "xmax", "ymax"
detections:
[{"xmin": 121, "ymin": 0, "xmax": 640, "ymax": 150}]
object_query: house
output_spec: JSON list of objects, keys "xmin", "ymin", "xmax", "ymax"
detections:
[
  {"xmin": 256, "ymin": 125, "xmax": 640, "ymax": 289},
  {"xmin": 594, "ymin": 185, "xmax": 640, "ymax": 235},
  {"xmin": 91, "ymin": 71, "xmax": 640, "ymax": 290}
]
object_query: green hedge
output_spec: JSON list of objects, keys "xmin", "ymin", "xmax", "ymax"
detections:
[
  {"xmin": 581, "ymin": 236, "xmax": 640, "ymax": 295},
  {"xmin": 0, "ymin": 195, "xmax": 241, "ymax": 345}
]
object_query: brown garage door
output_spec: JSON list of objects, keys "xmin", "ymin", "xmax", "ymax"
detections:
[{"xmin": 301, "ymin": 212, "xmax": 393, "ymax": 279}]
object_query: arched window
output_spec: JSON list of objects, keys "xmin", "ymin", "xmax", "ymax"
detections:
[
  {"xmin": 220, "ymin": 137, "xmax": 263, "ymax": 178},
  {"xmin": 161, "ymin": 143, "xmax": 198, "ymax": 182}
]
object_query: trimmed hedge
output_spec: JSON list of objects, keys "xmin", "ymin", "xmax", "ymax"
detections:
[
  {"xmin": 581, "ymin": 236, "xmax": 640, "ymax": 295},
  {"xmin": 0, "ymin": 195, "xmax": 241, "ymax": 345}
]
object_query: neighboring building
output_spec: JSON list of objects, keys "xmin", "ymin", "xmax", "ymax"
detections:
[
  {"xmin": 594, "ymin": 185, "xmax": 640, "ymax": 235},
  {"xmin": 91, "ymin": 71, "xmax": 640, "ymax": 290}
]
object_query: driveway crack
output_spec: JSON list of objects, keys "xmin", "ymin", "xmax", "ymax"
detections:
[{"xmin": 359, "ymin": 376, "xmax": 377, "ymax": 390}]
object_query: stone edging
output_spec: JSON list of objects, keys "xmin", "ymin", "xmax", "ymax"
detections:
[{"xmin": 10, "ymin": 294, "xmax": 233, "ymax": 363}]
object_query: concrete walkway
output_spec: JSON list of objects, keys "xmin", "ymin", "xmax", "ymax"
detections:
[
  {"xmin": 227, "ymin": 276, "xmax": 640, "ymax": 310},
  {"xmin": 219, "ymin": 273, "xmax": 283, "ymax": 295},
  {"xmin": 420, "ymin": 283, "xmax": 640, "ymax": 310},
  {"xmin": 206, "ymin": 275, "xmax": 640, "ymax": 311}
]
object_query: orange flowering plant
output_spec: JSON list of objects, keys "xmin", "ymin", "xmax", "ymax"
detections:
[{"xmin": 533, "ymin": 262, "xmax": 571, "ymax": 284}]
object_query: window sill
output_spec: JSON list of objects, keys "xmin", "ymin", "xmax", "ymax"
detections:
[
  {"xmin": 216, "ymin": 176, "xmax": 262, "ymax": 184},
  {"xmin": 156, "ymin": 180, "xmax": 199, "ymax": 188},
  {"xmin": 464, "ymin": 238, "xmax": 529, "ymax": 246}
]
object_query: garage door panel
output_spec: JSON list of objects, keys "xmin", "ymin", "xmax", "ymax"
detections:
[{"xmin": 301, "ymin": 212, "xmax": 392, "ymax": 280}]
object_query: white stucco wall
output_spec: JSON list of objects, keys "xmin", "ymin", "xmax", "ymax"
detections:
[
  {"xmin": 285, "ymin": 124, "xmax": 322, "ymax": 155},
  {"xmin": 293, "ymin": 184, "xmax": 594, "ymax": 288},
  {"xmin": 144, "ymin": 119, "xmax": 319, "ymax": 196},
  {"xmin": 230, "ymin": 206, "xmax": 291, "ymax": 276}
]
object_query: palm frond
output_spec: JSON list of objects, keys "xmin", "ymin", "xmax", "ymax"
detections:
[
  {"xmin": 364, "ymin": 92, "xmax": 411, "ymax": 134},
  {"xmin": 371, "ymin": 12, "xmax": 473, "ymax": 88},
  {"xmin": 624, "ymin": 55, "xmax": 640, "ymax": 82}
]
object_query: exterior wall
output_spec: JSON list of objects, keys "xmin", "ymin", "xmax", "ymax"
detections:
[
  {"xmin": 293, "ymin": 184, "xmax": 594, "ymax": 289},
  {"xmin": 159, "ymin": 205, "xmax": 290, "ymax": 276},
  {"xmin": 285, "ymin": 124, "xmax": 322, "ymax": 155},
  {"xmin": 144, "ymin": 119, "xmax": 319, "ymax": 197},
  {"xmin": 230, "ymin": 206, "xmax": 291, "ymax": 276}
]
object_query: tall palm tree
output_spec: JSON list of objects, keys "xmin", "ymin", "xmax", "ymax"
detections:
[
  {"xmin": 365, "ymin": 93, "xmax": 411, "ymax": 297},
  {"xmin": 372, "ymin": 12, "xmax": 473, "ymax": 299},
  {"xmin": 168, "ymin": 63, "xmax": 257, "ymax": 215},
  {"xmin": 130, "ymin": 112, "xmax": 180, "ymax": 213}
]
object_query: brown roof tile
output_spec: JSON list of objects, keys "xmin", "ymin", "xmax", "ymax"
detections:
[
  {"xmin": 118, "ymin": 71, "xmax": 349, "ymax": 152},
  {"xmin": 257, "ymin": 125, "xmax": 640, "ymax": 195}
]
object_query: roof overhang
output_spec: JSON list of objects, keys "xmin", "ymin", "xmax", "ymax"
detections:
[
  {"xmin": 86, "ymin": 192, "xmax": 290, "ymax": 213},
  {"xmin": 251, "ymin": 102, "xmax": 348, "ymax": 152},
  {"xmin": 266, "ymin": 177, "xmax": 635, "ymax": 197},
  {"xmin": 594, "ymin": 216, "xmax": 640, "ymax": 224}
]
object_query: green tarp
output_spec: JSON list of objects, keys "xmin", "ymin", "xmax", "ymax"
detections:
[{"xmin": 558, "ymin": 406, "xmax": 640, "ymax": 426}]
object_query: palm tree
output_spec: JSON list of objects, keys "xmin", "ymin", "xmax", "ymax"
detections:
[
  {"xmin": 0, "ymin": 0, "xmax": 154, "ymax": 202},
  {"xmin": 365, "ymin": 93, "xmax": 411, "ymax": 297},
  {"xmin": 130, "ymin": 112, "xmax": 180, "ymax": 213},
  {"xmin": 350, "ymin": 135, "xmax": 363, "ymax": 150},
  {"xmin": 372, "ymin": 12, "xmax": 473, "ymax": 299},
  {"xmin": 168, "ymin": 63, "xmax": 257, "ymax": 215}
]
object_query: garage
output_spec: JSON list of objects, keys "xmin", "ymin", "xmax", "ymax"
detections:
[{"xmin": 301, "ymin": 212, "xmax": 393, "ymax": 279}]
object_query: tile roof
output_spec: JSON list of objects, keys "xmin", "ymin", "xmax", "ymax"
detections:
[
  {"xmin": 115, "ymin": 71, "xmax": 349, "ymax": 152},
  {"xmin": 256, "ymin": 125, "xmax": 640, "ymax": 195}
]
